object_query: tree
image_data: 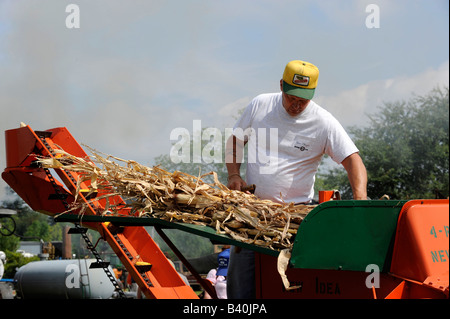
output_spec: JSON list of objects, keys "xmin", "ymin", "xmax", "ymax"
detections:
[
  {"xmin": 318, "ymin": 87, "xmax": 449, "ymax": 200},
  {"xmin": 2, "ymin": 250, "xmax": 39, "ymax": 279},
  {"xmin": 0, "ymin": 187, "xmax": 64, "ymax": 251}
]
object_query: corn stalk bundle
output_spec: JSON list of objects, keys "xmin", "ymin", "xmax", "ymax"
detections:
[{"xmin": 38, "ymin": 147, "xmax": 316, "ymax": 251}]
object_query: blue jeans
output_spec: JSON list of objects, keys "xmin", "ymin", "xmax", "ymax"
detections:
[{"xmin": 226, "ymin": 246, "xmax": 255, "ymax": 299}]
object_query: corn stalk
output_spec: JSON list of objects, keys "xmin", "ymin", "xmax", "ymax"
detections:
[{"xmin": 38, "ymin": 146, "xmax": 315, "ymax": 251}]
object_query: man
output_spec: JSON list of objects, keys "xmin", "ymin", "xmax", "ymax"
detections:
[{"xmin": 225, "ymin": 60, "xmax": 367, "ymax": 298}]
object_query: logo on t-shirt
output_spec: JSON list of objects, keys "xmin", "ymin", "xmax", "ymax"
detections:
[
  {"xmin": 293, "ymin": 74, "xmax": 310, "ymax": 86},
  {"xmin": 294, "ymin": 141, "xmax": 309, "ymax": 151}
]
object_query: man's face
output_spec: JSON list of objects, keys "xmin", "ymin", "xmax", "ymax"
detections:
[{"xmin": 280, "ymin": 80, "xmax": 311, "ymax": 117}]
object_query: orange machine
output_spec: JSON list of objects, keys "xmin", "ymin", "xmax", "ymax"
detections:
[
  {"xmin": 2, "ymin": 125, "xmax": 449, "ymax": 299},
  {"xmin": 254, "ymin": 199, "xmax": 448, "ymax": 299},
  {"xmin": 2, "ymin": 125, "xmax": 198, "ymax": 299}
]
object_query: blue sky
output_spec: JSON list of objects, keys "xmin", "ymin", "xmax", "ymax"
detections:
[{"xmin": 0, "ymin": 0, "xmax": 448, "ymax": 200}]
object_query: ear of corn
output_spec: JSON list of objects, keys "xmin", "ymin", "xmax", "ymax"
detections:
[{"xmin": 38, "ymin": 146, "xmax": 316, "ymax": 251}]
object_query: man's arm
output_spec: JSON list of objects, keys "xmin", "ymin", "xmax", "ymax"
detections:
[
  {"xmin": 341, "ymin": 152, "xmax": 368, "ymax": 200},
  {"xmin": 225, "ymin": 135, "xmax": 247, "ymax": 191}
]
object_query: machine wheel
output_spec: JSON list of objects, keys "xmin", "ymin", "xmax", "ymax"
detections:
[{"xmin": 0, "ymin": 216, "xmax": 16, "ymax": 236}]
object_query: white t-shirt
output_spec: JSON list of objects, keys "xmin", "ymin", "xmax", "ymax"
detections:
[{"xmin": 233, "ymin": 92, "xmax": 358, "ymax": 203}]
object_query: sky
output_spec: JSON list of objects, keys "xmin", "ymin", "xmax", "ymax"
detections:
[{"xmin": 0, "ymin": 0, "xmax": 449, "ymax": 201}]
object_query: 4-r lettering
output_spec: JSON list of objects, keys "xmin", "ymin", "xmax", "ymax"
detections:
[{"xmin": 430, "ymin": 225, "xmax": 449, "ymax": 238}]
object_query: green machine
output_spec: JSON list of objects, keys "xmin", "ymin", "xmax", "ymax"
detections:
[{"xmin": 290, "ymin": 200, "xmax": 407, "ymax": 272}]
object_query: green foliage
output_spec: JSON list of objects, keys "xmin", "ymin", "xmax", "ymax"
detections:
[
  {"xmin": 315, "ymin": 161, "xmax": 353, "ymax": 199},
  {"xmin": 2, "ymin": 250, "xmax": 39, "ymax": 279},
  {"xmin": 1, "ymin": 188, "xmax": 64, "ymax": 252},
  {"xmin": 318, "ymin": 87, "xmax": 449, "ymax": 200},
  {"xmin": 0, "ymin": 227, "xmax": 20, "ymax": 252}
]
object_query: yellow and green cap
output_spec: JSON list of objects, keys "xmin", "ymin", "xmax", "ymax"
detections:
[{"xmin": 282, "ymin": 60, "xmax": 319, "ymax": 100}]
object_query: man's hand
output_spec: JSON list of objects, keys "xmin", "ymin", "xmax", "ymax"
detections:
[
  {"xmin": 226, "ymin": 135, "xmax": 248, "ymax": 192},
  {"xmin": 227, "ymin": 174, "xmax": 247, "ymax": 191},
  {"xmin": 341, "ymin": 153, "xmax": 368, "ymax": 200}
]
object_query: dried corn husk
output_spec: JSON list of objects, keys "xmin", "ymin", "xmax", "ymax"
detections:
[{"xmin": 38, "ymin": 146, "xmax": 316, "ymax": 251}]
